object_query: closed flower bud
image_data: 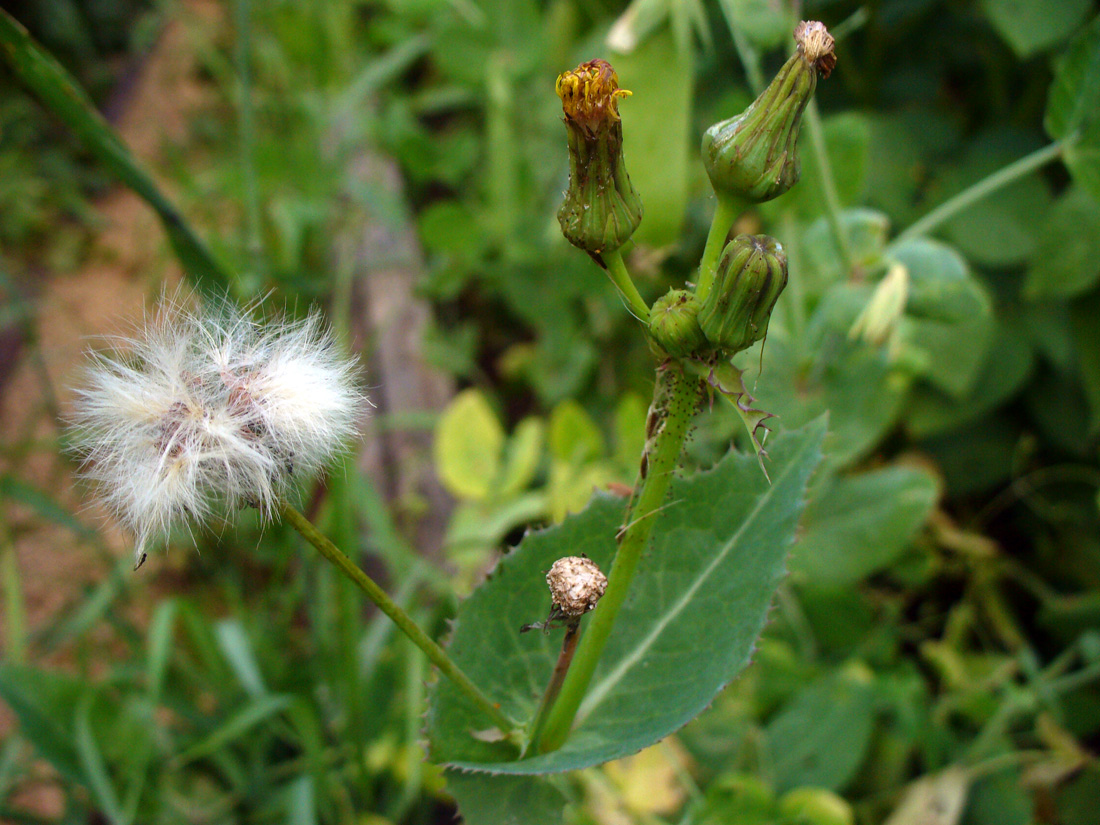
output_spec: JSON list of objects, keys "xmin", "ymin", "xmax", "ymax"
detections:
[
  {"xmin": 648, "ymin": 289, "xmax": 707, "ymax": 358},
  {"xmin": 556, "ymin": 59, "xmax": 644, "ymax": 256},
  {"xmin": 702, "ymin": 21, "xmax": 835, "ymax": 203},
  {"xmin": 698, "ymin": 234, "xmax": 788, "ymax": 354}
]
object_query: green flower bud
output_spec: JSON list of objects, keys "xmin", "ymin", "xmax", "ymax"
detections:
[
  {"xmin": 698, "ymin": 234, "xmax": 788, "ymax": 354},
  {"xmin": 648, "ymin": 289, "xmax": 707, "ymax": 358},
  {"xmin": 556, "ymin": 59, "xmax": 644, "ymax": 256},
  {"xmin": 702, "ymin": 21, "xmax": 836, "ymax": 203}
]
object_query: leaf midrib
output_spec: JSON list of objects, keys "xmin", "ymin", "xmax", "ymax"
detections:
[{"xmin": 575, "ymin": 434, "xmax": 817, "ymax": 726}]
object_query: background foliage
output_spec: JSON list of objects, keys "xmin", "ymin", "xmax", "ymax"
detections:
[{"xmin": 1, "ymin": 0, "xmax": 1099, "ymax": 823}]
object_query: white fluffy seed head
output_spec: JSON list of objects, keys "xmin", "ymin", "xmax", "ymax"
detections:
[{"xmin": 68, "ymin": 293, "xmax": 364, "ymax": 566}]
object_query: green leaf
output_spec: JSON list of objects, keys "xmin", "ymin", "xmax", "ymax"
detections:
[
  {"xmin": 435, "ymin": 389, "xmax": 505, "ymax": 500},
  {"xmin": 938, "ymin": 131, "xmax": 1052, "ymax": 267},
  {"xmin": 890, "ymin": 238, "xmax": 990, "ymax": 323},
  {"xmin": 791, "ymin": 466, "xmax": 939, "ymax": 587},
  {"xmin": 446, "ymin": 771, "xmax": 569, "ymax": 825},
  {"xmin": 1046, "ymin": 16, "xmax": 1100, "ymax": 201},
  {"xmin": 0, "ymin": 664, "xmax": 85, "ymax": 782},
  {"xmin": 742, "ymin": 318, "xmax": 906, "ymax": 471},
  {"xmin": 427, "ymin": 419, "xmax": 826, "ymax": 773},
  {"xmin": 0, "ymin": 11, "xmax": 232, "ymax": 292},
  {"xmin": 1024, "ymin": 187, "xmax": 1100, "ymax": 299},
  {"xmin": 495, "ymin": 418, "xmax": 545, "ymax": 497},
  {"xmin": 787, "ymin": 113, "xmax": 871, "ymax": 221},
  {"xmin": 174, "ymin": 694, "xmax": 293, "ymax": 765},
  {"xmin": 613, "ymin": 30, "xmax": 693, "ymax": 247},
  {"xmin": 801, "ymin": 209, "xmax": 890, "ymax": 295},
  {"xmin": 715, "ymin": 0, "xmax": 790, "ymax": 50},
  {"xmin": 905, "ymin": 319, "xmax": 1035, "ymax": 437},
  {"xmin": 1046, "ymin": 16, "xmax": 1100, "ymax": 140},
  {"xmin": 74, "ymin": 695, "xmax": 125, "ymax": 824},
  {"xmin": 548, "ymin": 400, "xmax": 603, "ymax": 464},
  {"xmin": 765, "ymin": 668, "xmax": 876, "ymax": 793},
  {"xmin": 981, "ymin": 0, "xmax": 1091, "ymax": 57}
]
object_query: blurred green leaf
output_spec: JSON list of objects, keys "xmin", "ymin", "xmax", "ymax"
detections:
[
  {"xmin": 791, "ymin": 466, "xmax": 939, "ymax": 587},
  {"xmin": 428, "ymin": 420, "xmax": 824, "ymax": 773},
  {"xmin": 981, "ymin": 0, "xmax": 1091, "ymax": 57},
  {"xmin": 715, "ymin": 0, "xmax": 789, "ymax": 50},
  {"xmin": 765, "ymin": 668, "xmax": 876, "ymax": 793},
  {"xmin": 446, "ymin": 771, "xmax": 568, "ymax": 825},
  {"xmin": 548, "ymin": 400, "xmax": 603, "ymax": 464},
  {"xmin": 496, "ymin": 418, "xmax": 545, "ymax": 497},
  {"xmin": 1025, "ymin": 187, "xmax": 1100, "ymax": 299},
  {"xmin": 891, "ymin": 238, "xmax": 989, "ymax": 323},
  {"xmin": 787, "ymin": 113, "xmax": 871, "ymax": 221},
  {"xmin": 1046, "ymin": 16, "xmax": 1100, "ymax": 201},
  {"xmin": 435, "ymin": 389, "xmax": 505, "ymax": 500},
  {"xmin": 613, "ymin": 30, "xmax": 693, "ymax": 247},
  {"xmin": 938, "ymin": 131, "xmax": 1052, "ymax": 267},
  {"xmin": 216, "ymin": 620, "xmax": 268, "ymax": 699},
  {"xmin": 0, "ymin": 10, "xmax": 232, "ymax": 292},
  {"xmin": 174, "ymin": 694, "xmax": 293, "ymax": 765},
  {"xmin": 74, "ymin": 694, "xmax": 125, "ymax": 824},
  {"xmin": 0, "ymin": 664, "xmax": 84, "ymax": 783}
]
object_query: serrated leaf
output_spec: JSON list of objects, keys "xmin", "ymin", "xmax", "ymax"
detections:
[
  {"xmin": 435, "ymin": 390, "xmax": 505, "ymax": 500},
  {"xmin": 981, "ymin": 0, "xmax": 1091, "ymax": 58},
  {"xmin": 446, "ymin": 771, "xmax": 568, "ymax": 825},
  {"xmin": 706, "ymin": 362, "xmax": 776, "ymax": 477},
  {"xmin": 427, "ymin": 419, "xmax": 826, "ymax": 774},
  {"xmin": 791, "ymin": 466, "xmax": 939, "ymax": 587},
  {"xmin": 1024, "ymin": 187, "xmax": 1100, "ymax": 299}
]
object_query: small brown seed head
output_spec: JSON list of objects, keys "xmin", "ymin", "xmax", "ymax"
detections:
[{"xmin": 546, "ymin": 556, "xmax": 607, "ymax": 617}]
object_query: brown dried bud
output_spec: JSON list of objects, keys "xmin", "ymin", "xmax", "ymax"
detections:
[
  {"xmin": 795, "ymin": 20, "xmax": 836, "ymax": 79},
  {"xmin": 546, "ymin": 556, "xmax": 607, "ymax": 617}
]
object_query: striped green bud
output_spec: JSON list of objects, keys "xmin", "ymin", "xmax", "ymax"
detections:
[
  {"xmin": 698, "ymin": 234, "xmax": 788, "ymax": 354},
  {"xmin": 556, "ymin": 59, "xmax": 644, "ymax": 256},
  {"xmin": 702, "ymin": 21, "xmax": 835, "ymax": 203},
  {"xmin": 648, "ymin": 289, "xmax": 707, "ymax": 358}
]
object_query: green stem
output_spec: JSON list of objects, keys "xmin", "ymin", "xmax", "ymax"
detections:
[
  {"xmin": 695, "ymin": 193, "xmax": 739, "ymax": 303},
  {"xmin": 604, "ymin": 248, "xmax": 650, "ymax": 322},
  {"xmin": 524, "ymin": 620, "xmax": 580, "ymax": 753},
  {"xmin": 889, "ymin": 139, "xmax": 1068, "ymax": 251},
  {"xmin": 805, "ymin": 98, "xmax": 854, "ymax": 275},
  {"xmin": 233, "ymin": 0, "xmax": 264, "ymax": 283},
  {"xmin": 279, "ymin": 502, "xmax": 516, "ymax": 736},
  {"xmin": 534, "ymin": 365, "xmax": 702, "ymax": 753}
]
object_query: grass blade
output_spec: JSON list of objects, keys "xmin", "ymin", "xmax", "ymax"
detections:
[{"xmin": 0, "ymin": 9, "xmax": 233, "ymax": 293}]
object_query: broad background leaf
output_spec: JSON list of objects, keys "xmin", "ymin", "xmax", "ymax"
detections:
[
  {"xmin": 1045, "ymin": 15, "xmax": 1100, "ymax": 202},
  {"xmin": 981, "ymin": 0, "xmax": 1091, "ymax": 58},
  {"xmin": 446, "ymin": 771, "xmax": 568, "ymax": 825},
  {"xmin": 427, "ymin": 419, "xmax": 826, "ymax": 774}
]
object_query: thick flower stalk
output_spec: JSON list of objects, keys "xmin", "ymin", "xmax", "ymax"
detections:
[{"xmin": 69, "ymin": 294, "xmax": 362, "ymax": 567}]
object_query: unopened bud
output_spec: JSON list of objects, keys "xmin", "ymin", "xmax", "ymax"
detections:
[
  {"xmin": 702, "ymin": 21, "xmax": 835, "ymax": 203},
  {"xmin": 648, "ymin": 289, "xmax": 708, "ymax": 358},
  {"xmin": 546, "ymin": 556, "xmax": 607, "ymax": 617},
  {"xmin": 698, "ymin": 234, "xmax": 788, "ymax": 354},
  {"xmin": 556, "ymin": 59, "xmax": 644, "ymax": 256}
]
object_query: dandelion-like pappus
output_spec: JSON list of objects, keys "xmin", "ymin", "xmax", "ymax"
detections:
[{"xmin": 68, "ymin": 293, "xmax": 363, "ymax": 567}]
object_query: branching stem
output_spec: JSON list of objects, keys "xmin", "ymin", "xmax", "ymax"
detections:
[
  {"xmin": 279, "ymin": 502, "xmax": 516, "ymax": 737},
  {"xmin": 603, "ymin": 248, "xmax": 650, "ymax": 323},
  {"xmin": 889, "ymin": 139, "xmax": 1069, "ymax": 252},
  {"xmin": 533, "ymin": 364, "xmax": 702, "ymax": 752},
  {"xmin": 696, "ymin": 193, "xmax": 739, "ymax": 303}
]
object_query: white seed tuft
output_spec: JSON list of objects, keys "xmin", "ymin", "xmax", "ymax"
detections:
[{"xmin": 68, "ymin": 292, "xmax": 364, "ymax": 566}]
